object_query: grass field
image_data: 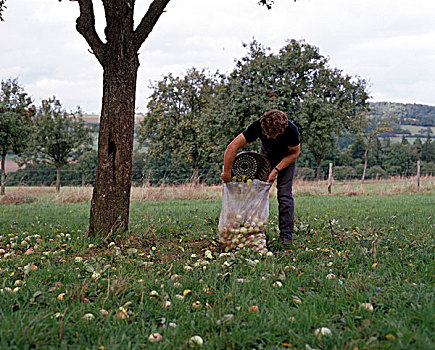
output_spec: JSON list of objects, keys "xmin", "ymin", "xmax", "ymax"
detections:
[
  {"xmin": 1, "ymin": 176, "xmax": 434, "ymax": 205},
  {"xmin": 0, "ymin": 184, "xmax": 434, "ymax": 349},
  {"xmin": 400, "ymin": 125, "xmax": 435, "ymax": 136}
]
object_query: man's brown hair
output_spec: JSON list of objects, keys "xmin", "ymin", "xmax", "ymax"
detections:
[{"xmin": 260, "ymin": 109, "xmax": 288, "ymax": 136}]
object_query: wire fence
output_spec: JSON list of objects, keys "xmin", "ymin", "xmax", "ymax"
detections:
[{"xmin": 4, "ymin": 164, "xmax": 434, "ymax": 187}]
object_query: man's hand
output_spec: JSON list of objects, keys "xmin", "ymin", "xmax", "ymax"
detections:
[
  {"xmin": 221, "ymin": 171, "xmax": 232, "ymax": 183},
  {"xmin": 267, "ymin": 169, "xmax": 278, "ymax": 183},
  {"xmin": 222, "ymin": 133, "xmax": 247, "ymax": 183},
  {"xmin": 267, "ymin": 145, "xmax": 300, "ymax": 183}
]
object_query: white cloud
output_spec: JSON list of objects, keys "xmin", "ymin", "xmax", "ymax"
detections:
[{"xmin": 1, "ymin": 0, "xmax": 434, "ymax": 113}]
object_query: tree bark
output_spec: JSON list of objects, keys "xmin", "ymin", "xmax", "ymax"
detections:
[
  {"xmin": 190, "ymin": 168, "xmax": 200, "ymax": 185},
  {"xmin": 360, "ymin": 147, "xmax": 369, "ymax": 194},
  {"xmin": 327, "ymin": 162, "xmax": 333, "ymax": 194},
  {"xmin": 1, "ymin": 152, "xmax": 5, "ymax": 196},
  {"xmin": 361, "ymin": 136, "xmax": 373, "ymax": 189},
  {"xmin": 56, "ymin": 166, "xmax": 61, "ymax": 193},
  {"xmin": 89, "ymin": 56, "xmax": 138, "ymax": 235},
  {"xmin": 88, "ymin": 0, "xmax": 139, "ymax": 235},
  {"xmin": 361, "ymin": 148, "xmax": 368, "ymax": 183}
]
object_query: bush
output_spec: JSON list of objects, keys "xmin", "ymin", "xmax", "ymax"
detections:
[
  {"xmin": 351, "ymin": 158, "xmax": 363, "ymax": 166},
  {"xmin": 355, "ymin": 164, "xmax": 365, "ymax": 177},
  {"xmin": 333, "ymin": 166, "xmax": 357, "ymax": 180},
  {"xmin": 387, "ymin": 165, "xmax": 402, "ymax": 176},
  {"xmin": 421, "ymin": 161, "xmax": 435, "ymax": 176},
  {"xmin": 296, "ymin": 167, "xmax": 315, "ymax": 180},
  {"xmin": 366, "ymin": 166, "xmax": 387, "ymax": 179}
]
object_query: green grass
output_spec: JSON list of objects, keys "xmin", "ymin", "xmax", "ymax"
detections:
[
  {"xmin": 400, "ymin": 125, "xmax": 435, "ymax": 136},
  {"xmin": 1, "ymin": 194, "xmax": 434, "ymax": 349}
]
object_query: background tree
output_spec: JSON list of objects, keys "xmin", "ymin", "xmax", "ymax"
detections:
[
  {"xmin": 351, "ymin": 113, "xmax": 395, "ymax": 190},
  {"xmin": 207, "ymin": 40, "xmax": 328, "ymax": 164},
  {"xmin": 384, "ymin": 141, "xmax": 410, "ymax": 175},
  {"xmin": 0, "ymin": 78, "xmax": 34, "ymax": 195},
  {"xmin": 421, "ymin": 134, "xmax": 435, "ymax": 162},
  {"xmin": 297, "ymin": 94, "xmax": 337, "ymax": 178},
  {"xmin": 137, "ymin": 68, "xmax": 220, "ymax": 181},
  {"xmin": 380, "ymin": 137, "xmax": 392, "ymax": 169},
  {"xmin": 370, "ymin": 138, "xmax": 384, "ymax": 167},
  {"xmin": 414, "ymin": 137, "xmax": 423, "ymax": 160},
  {"xmin": 131, "ymin": 150, "xmax": 145, "ymax": 182},
  {"xmin": 209, "ymin": 40, "xmax": 370, "ymax": 170},
  {"xmin": 76, "ymin": 149, "xmax": 98, "ymax": 185},
  {"xmin": 27, "ymin": 97, "xmax": 92, "ymax": 192},
  {"xmin": 298, "ymin": 66, "xmax": 369, "ymax": 177}
]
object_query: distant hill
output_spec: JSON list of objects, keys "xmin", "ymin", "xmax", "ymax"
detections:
[
  {"xmin": 81, "ymin": 103, "xmax": 434, "ymax": 140},
  {"xmin": 370, "ymin": 102, "xmax": 435, "ymax": 127},
  {"xmin": 82, "ymin": 103, "xmax": 435, "ymax": 127}
]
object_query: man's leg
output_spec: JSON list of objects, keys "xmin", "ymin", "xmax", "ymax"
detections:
[{"xmin": 276, "ymin": 162, "xmax": 296, "ymax": 241}]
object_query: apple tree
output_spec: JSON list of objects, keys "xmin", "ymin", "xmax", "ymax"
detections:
[
  {"xmin": 0, "ymin": 78, "xmax": 34, "ymax": 195},
  {"xmin": 208, "ymin": 39, "xmax": 370, "ymax": 171},
  {"xmin": 137, "ymin": 68, "xmax": 221, "ymax": 181},
  {"xmin": 28, "ymin": 97, "xmax": 93, "ymax": 192},
  {"xmin": 298, "ymin": 67, "xmax": 370, "ymax": 178}
]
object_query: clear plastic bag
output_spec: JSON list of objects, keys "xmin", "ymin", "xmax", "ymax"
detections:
[{"xmin": 218, "ymin": 180, "xmax": 272, "ymax": 253}]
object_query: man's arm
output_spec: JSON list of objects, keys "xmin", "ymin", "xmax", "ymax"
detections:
[
  {"xmin": 267, "ymin": 144, "xmax": 301, "ymax": 183},
  {"xmin": 221, "ymin": 133, "xmax": 248, "ymax": 182}
]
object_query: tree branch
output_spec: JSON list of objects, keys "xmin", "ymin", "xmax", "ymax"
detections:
[
  {"xmin": 258, "ymin": 0, "xmax": 274, "ymax": 9},
  {"xmin": 0, "ymin": 0, "xmax": 6, "ymax": 21},
  {"xmin": 134, "ymin": 0, "xmax": 171, "ymax": 51},
  {"xmin": 75, "ymin": 0, "xmax": 105, "ymax": 65}
]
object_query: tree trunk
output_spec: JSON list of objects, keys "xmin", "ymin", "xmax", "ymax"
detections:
[
  {"xmin": 316, "ymin": 161, "xmax": 321, "ymax": 180},
  {"xmin": 190, "ymin": 168, "xmax": 200, "ymax": 185},
  {"xmin": 56, "ymin": 166, "xmax": 61, "ymax": 193},
  {"xmin": 361, "ymin": 147, "xmax": 368, "ymax": 185},
  {"xmin": 89, "ymin": 50, "xmax": 139, "ymax": 236},
  {"xmin": 74, "ymin": 0, "xmax": 170, "ymax": 236},
  {"xmin": 360, "ymin": 147, "xmax": 369, "ymax": 193},
  {"xmin": 1, "ymin": 152, "xmax": 5, "ymax": 196}
]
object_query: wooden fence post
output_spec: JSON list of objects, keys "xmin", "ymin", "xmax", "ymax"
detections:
[
  {"xmin": 328, "ymin": 163, "xmax": 333, "ymax": 194},
  {"xmin": 417, "ymin": 160, "xmax": 421, "ymax": 191}
]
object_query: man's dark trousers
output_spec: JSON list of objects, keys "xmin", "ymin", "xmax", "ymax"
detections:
[{"xmin": 275, "ymin": 162, "xmax": 296, "ymax": 239}]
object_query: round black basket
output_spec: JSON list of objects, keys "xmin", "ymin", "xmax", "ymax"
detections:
[{"xmin": 231, "ymin": 152, "xmax": 271, "ymax": 181}]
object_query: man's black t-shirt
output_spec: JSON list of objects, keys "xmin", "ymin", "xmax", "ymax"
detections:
[{"xmin": 242, "ymin": 118, "xmax": 300, "ymax": 165}]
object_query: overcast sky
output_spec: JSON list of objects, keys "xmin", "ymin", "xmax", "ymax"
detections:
[{"xmin": 1, "ymin": 0, "xmax": 435, "ymax": 114}]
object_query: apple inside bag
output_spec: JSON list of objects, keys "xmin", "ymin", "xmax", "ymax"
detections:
[{"xmin": 218, "ymin": 180, "xmax": 272, "ymax": 253}]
